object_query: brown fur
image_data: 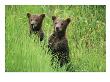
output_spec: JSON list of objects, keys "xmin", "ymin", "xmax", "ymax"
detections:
[
  {"xmin": 48, "ymin": 16, "xmax": 71, "ymax": 67},
  {"xmin": 27, "ymin": 13, "xmax": 45, "ymax": 41}
]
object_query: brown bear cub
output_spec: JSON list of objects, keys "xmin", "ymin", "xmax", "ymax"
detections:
[
  {"xmin": 48, "ymin": 16, "xmax": 71, "ymax": 67},
  {"xmin": 27, "ymin": 13, "xmax": 45, "ymax": 41}
]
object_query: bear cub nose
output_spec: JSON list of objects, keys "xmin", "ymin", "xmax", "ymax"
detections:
[
  {"xmin": 56, "ymin": 27, "xmax": 59, "ymax": 31},
  {"xmin": 31, "ymin": 24, "xmax": 34, "ymax": 26}
]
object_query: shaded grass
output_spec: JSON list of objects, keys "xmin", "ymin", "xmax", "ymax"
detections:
[{"xmin": 5, "ymin": 5, "xmax": 106, "ymax": 72}]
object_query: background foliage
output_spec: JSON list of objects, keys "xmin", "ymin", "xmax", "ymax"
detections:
[{"xmin": 5, "ymin": 5, "xmax": 106, "ymax": 72}]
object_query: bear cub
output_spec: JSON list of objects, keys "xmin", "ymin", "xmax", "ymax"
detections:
[
  {"xmin": 48, "ymin": 16, "xmax": 71, "ymax": 67},
  {"xmin": 27, "ymin": 13, "xmax": 45, "ymax": 41}
]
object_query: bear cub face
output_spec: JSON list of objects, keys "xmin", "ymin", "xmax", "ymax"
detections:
[
  {"xmin": 27, "ymin": 13, "xmax": 45, "ymax": 31},
  {"xmin": 52, "ymin": 16, "xmax": 71, "ymax": 37}
]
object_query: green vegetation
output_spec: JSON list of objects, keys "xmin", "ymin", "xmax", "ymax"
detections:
[{"xmin": 5, "ymin": 5, "xmax": 106, "ymax": 72}]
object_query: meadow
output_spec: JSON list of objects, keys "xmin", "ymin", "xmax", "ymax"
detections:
[{"xmin": 5, "ymin": 5, "xmax": 106, "ymax": 72}]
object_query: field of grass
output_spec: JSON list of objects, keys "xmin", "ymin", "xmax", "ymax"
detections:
[{"xmin": 5, "ymin": 5, "xmax": 106, "ymax": 72}]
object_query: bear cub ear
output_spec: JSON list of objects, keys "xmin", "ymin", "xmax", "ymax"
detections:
[
  {"xmin": 40, "ymin": 14, "xmax": 45, "ymax": 18},
  {"xmin": 27, "ymin": 13, "xmax": 31, "ymax": 18},
  {"xmin": 65, "ymin": 18, "xmax": 71, "ymax": 24},
  {"xmin": 52, "ymin": 16, "xmax": 57, "ymax": 21}
]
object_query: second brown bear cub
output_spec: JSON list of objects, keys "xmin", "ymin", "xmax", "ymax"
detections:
[
  {"xmin": 48, "ymin": 16, "xmax": 71, "ymax": 67},
  {"xmin": 27, "ymin": 13, "xmax": 45, "ymax": 41}
]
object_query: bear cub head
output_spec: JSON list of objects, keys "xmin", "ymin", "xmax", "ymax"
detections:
[
  {"xmin": 27, "ymin": 13, "xmax": 45, "ymax": 31},
  {"xmin": 52, "ymin": 16, "xmax": 71, "ymax": 37}
]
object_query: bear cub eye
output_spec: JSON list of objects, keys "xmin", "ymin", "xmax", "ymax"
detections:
[{"xmin": 55, "ymin": 22, "xmax": 57, "ymax": 24}]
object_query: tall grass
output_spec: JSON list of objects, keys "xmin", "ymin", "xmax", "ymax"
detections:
[{"xmin": 5, "ymin": 5, "xmax": 106, "ymax": 72}]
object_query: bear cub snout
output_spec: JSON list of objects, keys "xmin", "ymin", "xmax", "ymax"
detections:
[{"xmin": 27, "ymin": 13, "xmax": 45, "ymax": 41}]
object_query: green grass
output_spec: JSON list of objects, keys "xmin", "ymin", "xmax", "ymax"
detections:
[{"xmin": 5, "ymin": 5, "xmax": 106, "ymax": 72}]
